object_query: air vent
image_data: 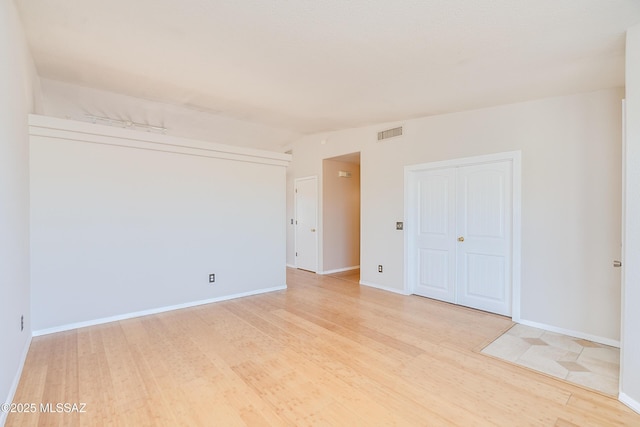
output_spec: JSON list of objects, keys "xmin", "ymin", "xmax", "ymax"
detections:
[{"xmin": 377, "ymin": 126, "xmax": 403, "ymax": 141}]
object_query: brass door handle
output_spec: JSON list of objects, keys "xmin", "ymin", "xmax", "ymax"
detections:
[
  {"xmin": 614, "ymin": 260, "xmax": 622, "ymax": 267},
  {"xmin": 457, "ymin": 236, "xmax": 464, "ymax": 242}
]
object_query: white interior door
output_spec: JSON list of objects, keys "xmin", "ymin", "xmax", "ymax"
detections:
[
  {"xmin": 295, "ymin": 176, "xmax": 318, "ymax": 272},
  {"xmin": 456, "ymin": 162, "xmax": 512, "ymax": 316},
  {"xmin": 412, "ymin": 168, "xmax": 457, "ymax": 302},
  {"xmin": 408, "ymin": 158, "xmax": 513, "ymax": 316}
]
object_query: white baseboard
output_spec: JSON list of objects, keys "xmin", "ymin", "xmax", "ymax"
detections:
[
  {"xmin": 286, "ymin": 264, "xmax": 296, "ymax": 269},
  {"xmin": 359, "ymin": 280, "xmax": 410, "ymax": 296},
  {"xmin": 619, "ymin": 392, "xmax": 640, "ymax": 415},
  {"xmin": 518, "ymin": 319, "xmax": 620, "ymax": 348},
  {"xmin": 32, "ymin": 285, "xmax": 287, "ymax": 337},
  {"xmin": 1, "ymin": 334, "xmax": 32, "ymax": 427},
  {"xmin": 319, "ymin": 266, "xmax": 360, "ymax": 275}
]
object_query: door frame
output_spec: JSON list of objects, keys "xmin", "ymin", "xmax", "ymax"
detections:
[
  {"xmin": 294, "ymin": 176, "xmax": 319, "ymax": 272},
  {"xmin": 404, "ymin": 151, "xmax": 522, "ymax": 321}
]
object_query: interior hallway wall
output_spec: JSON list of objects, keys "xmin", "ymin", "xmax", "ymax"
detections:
[{"xmin": 322, "ymin": 158, "xmax": 360, "ymax": 273}]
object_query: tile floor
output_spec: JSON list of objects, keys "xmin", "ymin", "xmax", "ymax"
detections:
[{"xmin": 482, "ymin": 324, "xmax": 620, "ymax": 396}]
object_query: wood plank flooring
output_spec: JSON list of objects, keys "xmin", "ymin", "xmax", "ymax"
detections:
[{"xmin": 7, "ymin": 268, "xmax": 640, "ymax": 426}]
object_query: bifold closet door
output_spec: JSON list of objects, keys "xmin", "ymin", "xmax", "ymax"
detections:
[{"xmin": 411, "ymin": 160, "xmax": 512, "ymax": 316}]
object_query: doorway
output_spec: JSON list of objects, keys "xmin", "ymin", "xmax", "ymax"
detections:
[
  {"xmin": 322, "ymin": 153, "xmax": 361, "ymax": 277},
  {"xmin": 405, "ymin": 151, "xmax": 521, "ymax": 317}
]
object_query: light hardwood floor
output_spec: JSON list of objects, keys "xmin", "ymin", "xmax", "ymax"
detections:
[{"xmin": 8, "ymin": 268, "xmax": 640, "ymax": 426}]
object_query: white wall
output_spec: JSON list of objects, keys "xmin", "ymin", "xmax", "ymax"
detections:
[
  {"xmin": 39, "ymin": 78, "xmax": 301, "ymax": 152},
  {"xmin": 620, "ymin": 24, "xmax": 640, "ymax": 413},
  {"xmin": 288, "ymin": 88, "xmax": 623, "ymax": 344},
  {"xmin": 322, "ymin": 159, "xmax": 360, "ymax": 272},
  {"xmin": 30, "ymin": 117, "xmax": 289, "ymax": 332},
  {"xmin": 0, "ymin": 0, "xmax": 40, "ymax": 421}
]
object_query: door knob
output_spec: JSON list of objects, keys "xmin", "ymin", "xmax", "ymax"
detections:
[
  {"xmin": 311, "ymin": 228, "xmax": 316, "ymax": 232},
  {"xmin": 457, "ymin": 236, "xmax": 464, "ymax": 242},
  {"xmin": 613, "ymin": 260, "xmax": 622, "ymax": 267}
]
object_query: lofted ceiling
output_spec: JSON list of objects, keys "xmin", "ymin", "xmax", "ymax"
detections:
[{"xmin": 16, "ymin": 0, "xmax": 640, "ymax": 138}]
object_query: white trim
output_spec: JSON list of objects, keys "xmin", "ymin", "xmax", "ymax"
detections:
[
  {"xmin": 319, "ymin": 266, "xmax": 360, "ymax": 275},
  {"xmin": 404, "ymin": 150, "xmax": 522, "ymax": 172},
  {"xmin": 619, "ymin": 392, "xmax": 640, "ymax": 415},
  {"xmin": 294, "ymin": 176, "xmax": 319, "ymax": 273},
  {"xmin": 403, "ymin": 167, "xmax": 411, "ymax": 301},
  {"xmin": 1, "ymin": 335, "xmax": 32, "ymax": 426},
  {"xmin": 32, "ymin": 286, "xmax": 286, "ymax": 337},
  {"xmin": 404, "ymin": 150, "xmax": 522, "ymax": 321},
  {"xmin": 518, "ymin": 319, "xmax": 620, "ymax": 348},
  {"xmin": 286, "ymin": 263, "xmax": 297, "ymax": 269},
  {"xmin": 511, "ymin": 151, "xmax": 523, "ymax": 322},
  {"xmin": 619, "ymin": 98, "xmax": 630, "ymax": 411},
  {"xmin": 359, "ymin": 280, "xmax": 411, "ymax": 296},
  {"xmin": 28, "ymin": 115, "xmax": 291, "ymax": 168}
]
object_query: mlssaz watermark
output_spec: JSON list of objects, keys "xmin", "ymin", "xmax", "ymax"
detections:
[{"xmin": 1, "ymin": 402, "xmax": 87, "ymax": 413}]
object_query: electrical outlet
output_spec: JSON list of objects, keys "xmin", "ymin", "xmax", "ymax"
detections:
[
  {"xmin": 378, "ymin": 265, "xmax": 383, "ymax": 273},
  {"xmin": 209, "ymin": 273, "xmax": 215, "ymax": 283},
  {"xmin": 21, "ymin": 315, "xmax": 24, "ymax": 332}
]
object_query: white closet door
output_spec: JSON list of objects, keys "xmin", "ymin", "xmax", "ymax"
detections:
[
  {"xmin": 412, "ymin": 168, "xmax": 457, "ymax": 303},
  {"xmin": 456, "ymin": 161, "xmax": 512, "ymax": 316},
  {"xmin": 409, "ymin": 159, "xmax": 513, "ymax": 316}
]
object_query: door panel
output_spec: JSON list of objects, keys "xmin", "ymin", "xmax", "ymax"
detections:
[
  {"xmin": 456, "ymin": 161, "xmax": 512, "ymax": 315},
  {"xmin": 464, "ymin": 253, "xmax": 505, "ymax": 300},
  {"xmin": 419, "ymin": 248, "xmax": 450, "ymax": 290},
  {"xmin": 464, "ymin": 170, "xmax": 505, "ymax": 238},
  {"xmin": 295, "ymin": 177, "xmax": 318, "ymax": 272},
  {"xmin": 413, "ymin": 169, "xmax": 456, "ymax": 302}
]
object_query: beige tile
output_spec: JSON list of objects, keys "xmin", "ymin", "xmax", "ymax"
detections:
[
  {"xmin": 522, "ymin": 337, "xmax": 547, "ymax": 346},
  {"xmin": 482, "ymin": 334, "xmax": 531, "ymax": 362},
  {"xmin": 556, "ymin": 361, "xmax": 590, "ymax": 372},
  {"xmin": 577, "ymin": 355, "xmax": 619, "ymax": 379},
  {"xmin": 507, "ymin": 324, "xmax": 544, "ymax": 338},
  {"xmin": 519, "ymin": 342, "xmax": 571, "ymax": 362},
  {"xmin": 518, "ymin": 346, "xmax": 571, "ymax": 378},
  {"xmin": 540, "ymin": 332, "xmax": 583, "ymax": 353},
  {"xmin": 558, "ymin": 351, "xmax": 581, "ymax": 362},
  {"xmin": 566, "ymin": 371, "xmax": 619, "ymax": 396},
  {"xmin": 579, "ymin": 347, "xmax": 620, "ymax": 364}
]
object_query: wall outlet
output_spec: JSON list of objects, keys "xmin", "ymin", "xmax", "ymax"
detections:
[
  {"xmin": 378, "ymin": 265, "xmax": 383, "ymax": 273},
  {"xmin": 209, "ymin": 273, "xmax": 215, "ymax": 283},
  {"xmin": 21, "ymin": 315, "xmax": 24, "ymax": 332}
]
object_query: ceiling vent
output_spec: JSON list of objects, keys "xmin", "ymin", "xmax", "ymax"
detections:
[{"xmin": 377, "ymin": 126, "xmax": 403, "ymax": 141}]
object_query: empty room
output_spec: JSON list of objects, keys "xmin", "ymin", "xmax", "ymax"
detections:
[{"xmin": 2, "ymin": 0, "xmax": 640, "ymax": 425}]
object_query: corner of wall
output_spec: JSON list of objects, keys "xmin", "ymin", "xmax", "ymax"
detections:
[{"xmin": 0, "ymin": 0, "xmax": 38, "ymax": 417}]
